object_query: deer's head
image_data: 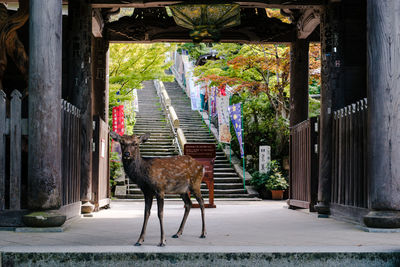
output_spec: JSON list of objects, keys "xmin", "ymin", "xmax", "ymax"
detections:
[{"xmin": 110, "ymin": 132, "xmax": 150, "ymax": 161}]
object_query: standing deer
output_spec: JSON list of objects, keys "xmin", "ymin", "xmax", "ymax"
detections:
[{"xmin": 110, "ymin": 132, "xmax": 206, "ymax": 247}]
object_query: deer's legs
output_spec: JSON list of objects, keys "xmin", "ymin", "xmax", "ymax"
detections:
[
  {"xmin": 172, "ymin": 192, "xmax": 192, "ymax": 238},
  {"xmin": 156, "ymin": 194, "xmax": 166, "ymax": 247},
  {"xmin": 192, "ymin": 189, "xmax": 206, "ymax": 238},
  {"xmin": 135, "ymin": 193, "xmax": 153, "ymax": 246}
]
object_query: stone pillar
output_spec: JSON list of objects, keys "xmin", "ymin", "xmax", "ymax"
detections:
[
  {"xmin": 289, "ymin": 39, "xmax": 309, "ymax": 127},
  {"xmin": 67, "ymin": 0, "xmax": 93, "ymax": 211},
  {"xmin": 27, "ymin": 0, "xmax": 62, "ymax": 210},
  {"xmin": 364, "ymin": 0, "xmax": 400, "ymax": 228}
]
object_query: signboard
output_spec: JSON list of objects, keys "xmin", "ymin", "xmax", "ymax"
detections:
[
  {"xmin": 184, "ymin": 143, "xmax": 216, "ymax": 208},
  {"xmin": 184, "ymin": 143, "xmax": 216, "ymax": 158},
  {"xmin": 101, "ymin": 138, "xmax": 106, "ymax": 158},
  {"xmin": 259, "ymin": 145, "xmax": 271, "ymax": 174}
]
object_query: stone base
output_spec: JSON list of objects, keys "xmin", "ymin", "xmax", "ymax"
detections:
[
  {"xmin": 22, "ymin": 211, "xmax": 66, "ymax": 227},
  {"xmin": 364, "ymin": 210, "xmax": 400, "ymax": 228},
  {"xmin": 314, "ymin": 202, "xmax": 330, "ymax": 215},
  {"xmin": 81, "ymin": 202, "xmax": 94, "ymax": 214}
]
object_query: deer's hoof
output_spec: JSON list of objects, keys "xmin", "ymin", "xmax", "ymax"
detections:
[
  {"xmin": 172, "ymin": 234, "xmax": 179, "ymax": 238},
  {"xmin": 158, "ymin": 242, "xmax": 166, "ymax": 247},
  {"xmin": 199, "ymin": 234, "xmax": 206, "ymax": 239},
  {"xmin": 134, "ymin": 242, "xmax": 142, "ymax": 246}
]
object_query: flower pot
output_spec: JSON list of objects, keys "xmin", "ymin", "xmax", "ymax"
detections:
[{"xmin": 270, "ymin": 190, "xmax": 284, "ymax": 200}]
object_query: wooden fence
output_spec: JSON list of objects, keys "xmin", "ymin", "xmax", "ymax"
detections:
[
  {"xmin": 288, "ymin": 117, "xmax": 319, "ymax": 211},
  {"xmin": 61, "ymin": 100, "xmax": 81, "ymax": 206},
  {"xmin": 331, "ymin": 99, "xmax": 368, "ymax": 209},
  {"xmin": 0, "ymin": 90, "xmax": 81, "ymax": 211}
]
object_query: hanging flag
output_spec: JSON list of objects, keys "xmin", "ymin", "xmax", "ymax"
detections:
[
  {"xmin": 112, "ymin": 105, "xmax": 125, "ymax": 136},
  {"xmin": 132, "ymin": 89, "xmax": 139, "ymax": 112},
  {"xmin": 219, "ymin": 84, "xmax": 226, "ymax": 96},
  {"xmin": 217, "ymin": 94, "xmax": 231, "ymax": 143},
  {"xmin": 210, "ymin": 86, "xmax": 217, "ymax": 117},
  {"xmin": 228, "ymin": 103, "xmax": 244, "ymax": 158},
  {"xmin": 190, "ymin": 77, "xmax": 201, "ymax": 110}
]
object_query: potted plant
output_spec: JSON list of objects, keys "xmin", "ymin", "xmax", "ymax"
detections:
[{"xmin": 265, "ymin": 161, "xmax": 289, "ymax": 200}]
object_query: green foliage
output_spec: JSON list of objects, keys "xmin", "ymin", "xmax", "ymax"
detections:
[
  {"xmin": 177, "ymin": 43, "xmax": 211, "ymax": 61},
  {"xmin": 109, "ymin": 43, "xmax": 176, "ymax": 130},
  {"xmin": 309, "ymin": 98, "xmax": 321, "ymax": 117},
  {"xmin": 264, "ymin": 160, "xmax": 288, "ymax": 190},
  {"xmin": 230, "ymin": 92, "xmax": 289, "ymax": 172},
  {"xmin": 249, "ymin": 171, "xmax": 270, "ymax": 190},
  {"xmin": 109, "ymin": 152, "xmax": 124, "ymax": 195}
]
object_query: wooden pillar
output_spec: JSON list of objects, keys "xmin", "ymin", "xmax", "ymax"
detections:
[
  {"xmin": 28, "ymin": 0, "xmax": 62, "ymax": 210},
  {"xmin": 68, "ymin": 0, "xmax": 93, "ymax": 205},
  {"xmin": 289, "ymin": 39, "xmax": 309, "ymax": 127},
  {"xmin": 364, "ymin": 0, "xmax": 400, "ymax": 228},
  {"xmin": 314, "ymin": 3, "xmax": 340, "ymax": 215},
  {"xmin": 92, "ymin": 37, "xmax": 109, "ymax": 123}
]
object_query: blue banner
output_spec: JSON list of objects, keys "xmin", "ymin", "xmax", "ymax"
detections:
[{"xmin": 228, "ymin": 103, "xmax": 244, "ymax": 158}]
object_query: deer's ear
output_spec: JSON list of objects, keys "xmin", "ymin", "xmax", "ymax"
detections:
[
  {"xmin": 139, "ymin": 132, "xmax": 150, "ymax": 144},
  {"xmin": 110, "ymin": 131, "xmax": 121, "ymax": 142}
]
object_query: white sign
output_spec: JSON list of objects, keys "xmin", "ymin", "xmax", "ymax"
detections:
[
  {"xmin": 259, "ymin": 145, "xmax": 271, "ymax": 173},
  {"xmin": 101, "ymin": 138, "xmax": 106, "ymax": 158}
]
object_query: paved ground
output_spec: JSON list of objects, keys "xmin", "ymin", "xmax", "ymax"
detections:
[{"xmin": 1, "ymin": 200, "xmax": 400, "ymax": 253}]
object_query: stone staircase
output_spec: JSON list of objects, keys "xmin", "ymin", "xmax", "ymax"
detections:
[
  {"xmin": 123, "ymin": 81, "xmax": 179, "ymax": 198},
  {"xmin": 119, "ymin": 80, "xmax": 255, "ymax": 199},
  {"xmin": 163, "ymin": 80, "xmax": 254, "ymax": 198}
]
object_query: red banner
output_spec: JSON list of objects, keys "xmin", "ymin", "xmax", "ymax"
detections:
[{"xmin": 112, "ymin": 105, "xmax": 125, "ymax": 136}]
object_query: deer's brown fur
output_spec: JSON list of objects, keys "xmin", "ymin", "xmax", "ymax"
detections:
[{"xmin": 110, "ymin": 132, "xmax": 206, "ymax": 247}]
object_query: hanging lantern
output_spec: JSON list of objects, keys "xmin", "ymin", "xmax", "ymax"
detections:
[{"xmin": 170, "ymin": 3, "xmax": 241, "ymax": 42}]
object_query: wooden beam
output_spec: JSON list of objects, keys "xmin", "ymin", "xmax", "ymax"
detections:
[
  {"xmin": 289, "ymin": 39, "xmax": 309, "ymax": 127},
  {"xmin": 92, "ymin": 8, "xmax": 104, "ymax": 37},
  {"xmin": 297, "ymin": 9, "xmax": 320, "ymax": 39},
  {"xmin": 90, "ymin": 0, "xmax": 323, "ymax": 9}
]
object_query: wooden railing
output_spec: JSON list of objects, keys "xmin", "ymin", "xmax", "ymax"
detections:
[
  {"xmin": 0, "ymin": 90, "xmax": 81, "ymax": 211},
  {"xmin": 288, "ymin": 117, "xmax": 319, "ymax": 211},
  {"xmin": 61, "ymin": 100, "xmax": 81, "ymax": 206},
  {"xmin": 331, "ymin": 99, "xmax": 368, "ymax": 208}
]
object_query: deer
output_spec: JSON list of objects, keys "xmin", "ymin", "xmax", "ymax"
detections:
[{"xmin": 110, "ymin": 131, "xmax": 206, "ymax": 247}]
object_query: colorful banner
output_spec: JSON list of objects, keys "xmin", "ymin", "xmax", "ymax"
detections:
[
  {"xmin": 217, "ymin": 94, "xmax": 231, "ymax": 143},
  {"xmin": 228, "ymin": 103, "xmax": 244, "ymax": 157},
  {"xmin": 210, "ymin": 86, "xmax": 217, "ymax": 117},
  {"xmin": 190, "ymin": 78, "xmax": 201, "ymax": 110},
  {"xmin": 112, "ymin": 105, "xmax": 125, "ymax": 136}
]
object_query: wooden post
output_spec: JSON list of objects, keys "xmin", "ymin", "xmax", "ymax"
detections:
[
  {"xmin": 92, "ymin": 37, "xmax": 109, "ymax": 123},
  {"xmin": 28, "ymin": 0, "xmax": 62, "ymax": 210},
  {"xmin": 314, "ymin": 3, "xmax": 337, "ymax": 215},
  {"xmin": 0, "ymin": 90, "xmax": 5, "ymax": 210},
  {"xmin": 10, "ymin": 90, "xmax": 22, "ymax": 210},
  {"xmin": 364, "ymin": 0, "xmax": 400, "ymax": 228},
  {"xmin": 290, "ymin": 38, "xmax": 309, "ymax": 127},
  {"xmin": 68, "ymin": 0, "xmax": 93, "ymax": 206}
]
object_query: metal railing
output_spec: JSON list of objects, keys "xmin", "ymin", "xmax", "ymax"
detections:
[{"xmin": 154, "ymin": 80, "xmax": 186, "ymax": 155}]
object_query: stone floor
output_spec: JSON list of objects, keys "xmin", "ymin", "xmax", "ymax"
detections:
[{"xmin": 1, "ymin": 200, "xmax": 400, "ymax": 252}]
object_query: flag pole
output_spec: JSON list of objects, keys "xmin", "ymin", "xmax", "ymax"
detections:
[
  {"xmin": 229, "ymin": 96, "xmax": 232, "ymax": 166},
  {"xmin": 241, "ymin": 103, "xmax": 246, "ymax": 190}
]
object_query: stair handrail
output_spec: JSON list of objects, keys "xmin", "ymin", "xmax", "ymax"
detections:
[{"xmin": 154, "ymin": 80, "xmax": 186, "ymax": 155}]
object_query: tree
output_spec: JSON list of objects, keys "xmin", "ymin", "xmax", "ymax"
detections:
[{"xmin": 109, "ymin": 43, "xmax": 175, "ymax": 133}]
